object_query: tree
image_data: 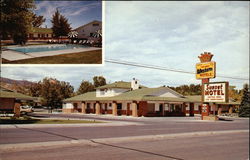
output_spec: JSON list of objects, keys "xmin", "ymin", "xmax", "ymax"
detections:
[
  {"xmin": 28, "ymin": 82, "xmax": 42, "ymax": 97},
  {"xmin": 239, "ymin": 84, "xmax": 250, "ymax": 117},
  {"xmin": 93, "ymin": 76, "xmax": 106, "ymax": 88},
  {"xmin": 229, "ymin": 86, "xmax": 242, "ymax": 101},
  {"xmin": 0, "ymin": 0, "xmax": 35, "ymax": 44},
  {"xmin": 27, "ymin": 78, "xmax": 74, "ymax": 110},
  {"xmin": 77, "ymin": 80, "xmax": 94, "ymax": 95},
  {"xmin": 59, "ymin": 15, "xmax": 71, "ymax": 36},
  {"xmin": 31, "ymin": 13, "xmax": 46, "ymax": 27},
  {"xmin": 51, "ymin": 9, "xmax": 71, "ymax": 38},
  {"xmin": 169, "ymin": 84, "xmax": 201, "ymax": 96}
]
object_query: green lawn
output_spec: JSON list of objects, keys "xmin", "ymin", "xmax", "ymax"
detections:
[
  {"xmin": 0, "ymin": 117, "xmax": 103, "ymax": 124},
  {"xmin": 2, "ymin": 49, "xmax": 102, "ymax": 64}
]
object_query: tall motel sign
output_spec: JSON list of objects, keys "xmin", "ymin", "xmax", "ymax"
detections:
[{"xmin": 196, "ymin": 52, "xmax": 229, "ymax": 120}]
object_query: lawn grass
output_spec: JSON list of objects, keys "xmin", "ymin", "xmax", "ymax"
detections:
[
  {"xmin": 2, "ymin": 49, "xmax": 102, "ymax": 64},
  {"xmin": 0, "ymin": 117, "xmax": 103, "ymax": 124}
]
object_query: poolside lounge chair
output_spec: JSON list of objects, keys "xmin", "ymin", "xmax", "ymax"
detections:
[
  {"xmin": 78, "ymin": 40, "xmax": 82, "ymax": 44},
  {"xmin": 81, "ymin": 40, "xmax": 86, "ymax": 45},
  {"xmin": 90, "ymin": 40, "xmax": 94, "ymax": 45}
]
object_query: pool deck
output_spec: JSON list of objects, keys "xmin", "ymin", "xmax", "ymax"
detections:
[{"xmin": 1, "ymin": 46, "xmax": 101, "ymax": 61}]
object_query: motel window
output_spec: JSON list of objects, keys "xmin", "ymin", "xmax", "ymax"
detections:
[
  {"xmin": 164, "ymin": 104, "xmax": 169, "ymax": 111},
  {"xmin": 46, "ymin": 34, "xmax": 48, "ymax": 37},
  {"xmin": 82, "ymin": 29, "xmax": 84, "ymax": 32},
  {"xmin": 38, "ymin": 34, "xmax": 40, "ymax": 38},
  {"xmin": 93, "ymin": 23, "xmax": 99, "ymax": 26}
]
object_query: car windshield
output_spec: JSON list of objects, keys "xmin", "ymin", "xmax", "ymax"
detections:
[{"xmin": 21, "ymin": 106, "xmax": 31, "ymax": 109}]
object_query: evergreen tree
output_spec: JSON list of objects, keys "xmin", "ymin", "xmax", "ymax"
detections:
[
  {"xmin": 59, "ymin": 15, "xmax": 71, "ymax": 36},
  {"xmin": 239, "ymin": 84, "xmax": 250, "ymax": 117},
  {"xmin": 77, "ymin": 81, "xmax": 95, "ymax": 95},
  {"xmin": 51, "ymin": 9, "xmax": 71, "ymax": 38}
]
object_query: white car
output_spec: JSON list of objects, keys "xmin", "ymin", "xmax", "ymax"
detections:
[{"xmin": 20, "ymin": 105, "xmax": 34, "ymax": 115}]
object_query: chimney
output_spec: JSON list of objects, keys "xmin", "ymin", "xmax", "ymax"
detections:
[{"xmin": 131, "ymin": 78, "xmax": 139, "ymax": 90}]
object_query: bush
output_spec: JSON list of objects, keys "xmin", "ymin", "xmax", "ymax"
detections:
[
  {"xmin": 23, "ymin": 115, "xmax": 32, "ymax": 120},
  {"xmin": 13, "ymin": 33, "xmax": 28, "ymax": 45},
  {"xmin": 10, "ymin": 116, "xmax": 17, "ymax": 120}
]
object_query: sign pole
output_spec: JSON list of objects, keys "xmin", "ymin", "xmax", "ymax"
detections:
[{"xmin": 197, "ymin": 52, "xmax": 215, "ymax": 120}]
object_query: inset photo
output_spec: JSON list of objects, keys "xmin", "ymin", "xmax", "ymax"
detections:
[{"xmin": 1, "ymin": 0, "xmax": 102, "ymax": 64}]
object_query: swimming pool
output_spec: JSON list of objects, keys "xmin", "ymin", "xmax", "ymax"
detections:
[{"xmin": 7, "ymin": 44, "xmax": 88, "ymax": 53}]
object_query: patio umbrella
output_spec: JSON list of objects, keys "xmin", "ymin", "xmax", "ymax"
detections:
[
  {"xmin": 68, "ymin": 31, "xmax": 78, "ymax": 38},
  {"xmin": 93, "ymin": 29, "xmax": 102, "ymax": 38}
]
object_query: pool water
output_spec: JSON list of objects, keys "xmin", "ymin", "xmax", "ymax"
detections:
[{"xmin": 8, "ymin": 44, "xmax": 88, "ymax": 53}]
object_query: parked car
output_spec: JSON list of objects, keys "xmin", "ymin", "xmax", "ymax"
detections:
[{"xmin": 20, "ymin": 105, "xmax": 34, "ymax": 115}]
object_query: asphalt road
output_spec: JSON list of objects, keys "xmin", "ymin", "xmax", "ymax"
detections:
[
  {"xmin": 1, "ymin": 132, "xmax": 249, "ymax": 160},
  {"xmin": 0, "ymin": 113, "xmax": 249, "ymax": 145},
  {"xmin": 0, "ymin": 113, "xmax": 249, "ymax": 160}
]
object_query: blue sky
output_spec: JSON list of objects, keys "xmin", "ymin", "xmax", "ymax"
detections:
[
  {"xmin": 34, "ymin": 1, "xmax": 102, "ymax": 29},
  {"xmin": 2, "ymin": 1, "xmax": 249, "ymax": 91}
]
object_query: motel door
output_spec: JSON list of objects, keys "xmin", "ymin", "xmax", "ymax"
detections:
[
  {"xmin": 189, "ymin": 103, "xmax": 194, "ymax": 116},
  {"xmin": 117, "ymin": 103, "xmax": 122, "ymax": 116},
  {"xmin": 73, "ymin": 103, "xmax": 78, "ymax": 112},
  {"xmin": 127, "ymin": 103, "xmax": 130, "ymax": 116},
  {"xmin": 105, "ymin": 104, "xmax": 108, "ymax": 114},
  {"xmin": 159, "ymin": 104, "xmax": 164, "ymax": 116},
  {"xmin": 86, "ymin": 103, "xmax": 91, "ymax": 113}
]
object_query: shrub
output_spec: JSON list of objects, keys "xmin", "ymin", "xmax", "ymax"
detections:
[
  {"xmin": 23, "ymin": 115, "xmax": 32, "ymax": 120},
  {"xmin": 13, "ymin": 33, "xmax": 28, "ymax": 45}
]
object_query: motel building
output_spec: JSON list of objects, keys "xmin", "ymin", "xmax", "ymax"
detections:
[
  {"xmin": 0, "ymin": 86, "xmax": 36, "ymax": 114},
  {"xmin": 28, "ymin": 27, "xmax": 53, "ymax": 40},
  {"xmin": 74, "ymin": 20, "xmax": 102, "ymax": 39},
  {"xmin": 63, "ymin": 79, "xmax": 240, "ymax": 117}
]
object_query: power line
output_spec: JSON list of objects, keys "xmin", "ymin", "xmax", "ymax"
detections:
[{"xmin": 105, "ymin": 59, "xmax": 249, "ymax": 81}]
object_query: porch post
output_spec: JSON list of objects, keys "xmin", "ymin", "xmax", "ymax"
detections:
[
  {"xmin": 14, "ymin": 102, "xmax": 21, "ymax": 118},
  {"xmin": 81, "ymin": 102, "xmax": 86, "ymax": 114},
  {"xmin": 229, "ymin": 105, "xmax": 233, "ymax": 114},
  {"xmin": 112, "ymin": 101, "xmax": 117, "ymax": 116},
  {"xmin": 132, "ymin": 101, "xmax": 138, "ymax": 117},
  {"xmin": 95, "ymin": 102, "xmax": 101, "ymax": 115}
]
